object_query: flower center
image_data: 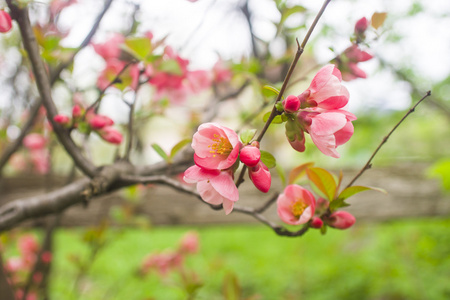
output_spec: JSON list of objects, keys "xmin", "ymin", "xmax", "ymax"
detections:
[
  {"xmin": 291, "ymin": 201, "xmax": 308, "ymax": 218},
  {"xmin": 208, "ymin": 134, "xmax": 233, "ymax": 157}
]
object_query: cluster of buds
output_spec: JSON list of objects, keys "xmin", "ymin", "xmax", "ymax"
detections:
[
  {"xmin": 184, "ymin": 123, "xmax": 271, "ymax": 214},
  {"xmin": 140, "ymin": 231, "xmax": 199, "ymax": 277},
  {"xmin": 282, "ymin": 65, "xmax": 356, "ymax": 158},
  {"xmin": 2, "ymin": 234, "xmax": 52, "ymax": 300},
  {"xmin": 54, "ymin": 104, "xmax": 123, "ymax": 145},
  {"xmin": 277, "ymin": 185, "xmax": 355, "ymax": 230}
]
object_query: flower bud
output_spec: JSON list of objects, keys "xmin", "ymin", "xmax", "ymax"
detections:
[
  {"xmin": 72, "ymin": 105, "xmax": 82, "ymax": 119},
  {"xmin": 310, "ymin": 217, "xmax": 324, "ymax": 229},
  {"xmin": 282, "ymin": 95, "xmax": 300, "ymax": 113},
  {"xmin": 354, "ymin": 17, "xmax": 370, "ymax": 35},
  {"xmin": 99, "ymin": 127, "xmax": 123, "ymax": 144},
  {"xmin": 179, "ymin": 232, "xmax": 199, "ymax": 254},
  {"xmin": 239, "ymin": 145, "xmax": 261, "ymax": 167},
  {"xmin": 327, "ymin": 211, "xmax": 355, "ymax": 229},
  {"xmin": 0, "ymin": 10, "xmax": 12, "ymax": 33},
  {"xmin": 54, "ymin": 114, "xmax": 71, "ymax": 126},
  {"xmin": 89, "ymin": 114, "xmax": 114, "ymax": 129},
  {"xmin": 249, "ymin": 161, "xmax": 271, "ymax": 193}
]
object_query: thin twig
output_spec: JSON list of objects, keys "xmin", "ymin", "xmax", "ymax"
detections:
[{"xmin": 345, "ymin": 90, "xmax": 432, "ymax": 188}]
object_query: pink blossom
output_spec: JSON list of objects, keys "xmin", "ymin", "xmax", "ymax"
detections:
[
  {"xmin": 299, "ymin": 65, "xmax": 350, "ymax": 110},
  {"xmin": 141, "ymin": 252, "xmax": 183, "ymax": 276},
  {"xmin": 327, "ymin": 211, "xmax": 356, "ymax": 229},
  {"xmin": 50, "ymin": 0, "xmax": 77, "ymax": 17},
  {"xmin": 0, "ymin": 10, "xmax": 12, "ymax": 33},
  {"xmin": 354, "ymin": 17, "xmax": 370, "ymax": 35},
  {"xmin": 344, "ymin": 45, "xmax": 373, "ymax": 63},
  {"xmin": 54, "ymin": 114, "xmax": 71, "ymax": 125},
  {"xmin": 18, "ymin": 234, "xmax": 39, "ymax": 255},
  {"xmin": 248, "ymin": 161, "xmax": 271, "ymax": 193},
  {"xmin": 23, "ymin": 134, "xmax": 46, "ymax": 150},
  {"xmin": 239, "ymin": 145, "xmax": 260, "ymax": 167},
  {"xmin": 184, "ymin": 165, "xmax": 238, "ymax": 214},
  {"xmin": 98, "ymin": 127, "xmax": 123, "ymax": 144},
  {"xmin": 179, "ymin": 232, "xmax": 199, "ymax": 254},
  {"xmin": 299, "ymin": 109, "xmax": 356, "ymax": 158},
  {"xmin": 72, "ymin": 104, "xmax": 82, "ymax": 118},
  {"xmin": 92, "ymin": 33, "xmax": 124, "ymax": 61},
  {"xmin": 310, "ymin": 217, "xmax": 324, "ymax": 228},
  {"xmin": 187, "ymin": 70, "xmax": 212, "ymax": 93},
  {"xmin": 283, "ymin": 95, "xmax": 301, "ymax": 113},
  {"xmin": 277, "ymin": 185, "xmax": 316, "ymax": 225},
  {"xmin": 192, "ymin": 123, "xmax": 241, "ymax": 170},
  {"xmin": 97, "ymin": 59, "xmax": 139, "ymax": 91},
  {"xmin": 30, "ymin": 149, "xmax": 50, "ymax": 174},
  {"xmin": 41, "ymin": 251, "xmax": 52, "ymax": 264},
  {"xmin": 88, "ymin": 114, "xmax": 114, "ymax": 129},
  {"xmin": 212, "ymin": 60, "xmax": 232, "ymax": 83},
  {"xmin": 5, "ymin": 257, "xmax": 24, "ymax": 273}
]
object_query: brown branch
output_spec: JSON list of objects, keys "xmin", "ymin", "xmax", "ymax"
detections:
[
  {"xmin": 7, "ymin": 1, "xmax": 97, "ymax": 177},
  {"xmin": 345, "ymin": 90, "xmax": 432, "ymax": 188}
]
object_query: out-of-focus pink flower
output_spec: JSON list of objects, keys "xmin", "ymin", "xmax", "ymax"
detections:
[
  {"xmin": 179, "ymin": 232, "xmax": 199, "ymax": 254},
  {"xmin": 300, "ymin": 65, "xmax": 350, "ymax": 110},
  {"xmin": 338, "ymin": 45, "xmax": 374, "ymax": 81},
  {"xmin": 310, "ymin": 217, "xmax": 324, "ymax": 228},
  {"xmin": 41, "ymin": 251, "xmax": 52, "ymax": 264},
  {"xmin": 54, "ymin": 114, "xmax": 71, "ymax": 125},
  {"xmin": 88, "ymin": 114, "xmax": 114, "ymax": 129},
  {"xmin": 92, "ymin": 33, "xmax": 124, "ymax": 61},
  {"xmin": 327, "ymin": 211, "xmax": 355, "ymax": 229},
  {"xmin": 32, "ymin": 272, "xmax": 43, "ymax": 284},
  {"xmin": 212, "ymin": 60, "xmax": 232, "ymax": 83},
  {"xmin": 248, "ymin": 161, "xmax": 271, "ymax": 193},
  {"xmin": 239, "ymin": 145, "xmax": 260, "ymax": 167},
  {"xmin": 344, "ymin": 45, "xmax": 373, "ymax": 63},
  {"xmin": 192, "ymin": 123, "xmax": 241, "ymax": 170},
  {"xmin": 18, "ymin": 234, "xmax": 39, "ymax": 255},
  {"xmin": 141, "ymin": 252, "xmax": 183, "ymax": 276},
  {"xmin": 0, "ymin": 10, "xmax": 12, "ymax": 33},
  {"xmin": 97, "ymin": 59, "xmax": 139, "ymax": 91},
  {"xmin": 50, "ymin": 0, "xmax": 78, "ymax": 17},
  {"xmin": 23, "ymin": 134, "xmax": 46, "ymax": 150},
  {"xmin": 72, "ymin": 104, "xmax": 82, "ymax": 118},
  {"xmin": 187, "ymin": 70, "xmax": 212, "ymax": 93},
  {"xmin": 98, "ymin": 127, "xmax": 123, "ymax": 144},
  {"xmin": 283, "ymin": 95, "xmax": 301, "ymax": 113},
  {"xmin": 5, "ymin": 257, "xmax": 24, "ymax": 273},
  {"xmin": 354, "ymin": 17, "xmax": 370, "ymax": 35},
  {"xmin": 30, "ymin": 149, "xmax": 50, "ymax": 174},
  {"xmin": 299, "ymin": 109, "xmax": 356, "ymax": 158},
  {"xmin": 9, "ymin": 153, "xmax": 27, "ymax": 171},
  {"xmin": 277, "ymin": 185, "xmax": 316, "ymax": 225},
  {"xmin": 184, "ymin": 165, "xmax": 238, "ymax": 214}
]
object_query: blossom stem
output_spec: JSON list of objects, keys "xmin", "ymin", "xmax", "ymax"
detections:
[{"xmin": 345, "ymin": 90, "xmax": 431, "ymax": 188}]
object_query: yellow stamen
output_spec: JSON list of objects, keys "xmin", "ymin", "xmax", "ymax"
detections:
[
  {"xmin": 291, "ymin": 201, "xmax": 308, "ymax": 218},
  {"xmin": 208, "ymin": 134, "xmax": 233, "ymax": 157}
]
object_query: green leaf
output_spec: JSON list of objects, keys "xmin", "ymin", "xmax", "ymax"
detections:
[
  {"xmin": 159, "ymin": 59, "xmax": 182, "ymax": 75},
  {"xmin": 262, "ymin": 85, "xmax": 280, "ymax": 96},
  {"xmin": 427, "ymin": 159, "xmax": 450, "ymax": 192},
  {"xmin": 239, "ymin": 129, "xmax": 257, "ymax": 144},
  {"xmin": 124, "ymin": 37, "xmax": 152, "ymax": 60},
  {"xmin": 338, "ymin": 185, "xmax": 386, "ymax": 200},
  {"xmin": 222, "ymin": 272, "xmax": 241, "ymax": 300},
  {"xmin": 278, "ymin": 6, "xmax": 307, "ymax": 34},
  {"xmin": 306, "ymin": 167, "xmax": 337, "ymax": 201},
  {"xmin": 329, "ymin": 198, "xmax": 351, "ymax": 212},
  {"xmin": 260, "ymin": 150, "xmax": 276, "ymax": 169},
  {"xmin": 288, "ymin": 162, "xmax": 314, "ymax": 185},
  {"xmin": 169, "ymin": 138, "xmax": 192, "ymax": 162},
  {"xmin": 151, "ymin": 143, "xmax": 169, "ymax": 161}
]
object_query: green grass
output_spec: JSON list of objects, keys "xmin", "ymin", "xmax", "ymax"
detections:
[{"xmin": 47, "ymin": 218, "xmax": 450, "ymax": 300}]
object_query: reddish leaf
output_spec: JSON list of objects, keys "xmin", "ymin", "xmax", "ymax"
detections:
[
  {"xmin": 288, "ymin": 162, "xmax": 314, "ymax": 185},
  {"xmin": 306, "ymin": 167, "xmax": 337, "ymax": 201}
]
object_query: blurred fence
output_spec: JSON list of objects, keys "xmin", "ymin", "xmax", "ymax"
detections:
[{"xmin": 0, "ymin": 163, "xmax": 449, "ymax": 227}]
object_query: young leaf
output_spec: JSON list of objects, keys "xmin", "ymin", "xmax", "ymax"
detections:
[
  {"xmin": 371, "ymin": 12, "xmax": 387, "ymax": 29},
  {"xmin": 151, "ymin": 143, "xmax": 169, "ymax": 161},
  {"xmin": 260, "ymin": 150, "xmax": 276, "ymax": 168},
  {"xmin": 262, "ymin": 112, "xmax": 284, "ymax": 124},
  {"xmin": 239, "ymin": 129, "xmax": 257, "ymax": 144},
  {"xmin": 124, "ymin": 37, "xmax": 152, "ymax": 60},
  {"xmin": 159, "ymin": 59, "xmax": 182, "ymax": 75},
  {"xmin": 288, "ymin": 162, "xmax": 314, "ymax": 185},
  {"xmin": 262, "ymin": 85, "xmax": 280, "ymax": 96},
  {"xmin": 306, "ymin": 167, "xmax": 337, "ymax": 201},
  {"xmin": 338, "ymin": 185, "xmax": 387, "ymax": 201},
  {"xmin": 169, "ymin": 138, "xmax": 192, "ymax": 161},
  {"xmin": 329, "ymin": 198, "xmax": 351, "ymax": 212}
]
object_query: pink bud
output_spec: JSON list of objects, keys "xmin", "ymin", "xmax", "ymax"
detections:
[
  {"xmin": 23, "ymin": 133, "xmax": 46, "ymax": 150},
  {"xmin": 327, "ymin": 211, "xmax": 355, "ymax": 229},
  {"xmin": 54, "ymin": 114, "xmax": 71, "ymax": 125},
  {"xmin": 41, "ymin": 251, "xmax": 52, "ymax": 264},
  {"xmin": 99, "ymin": 127, "xmax": 123, "ymax": 144},
  {"xmin": 0, "ymin": 10, "xmax": 12, "ymax": 33},
  {"xmin": 249, "ymin": 161, "xmax": 271, "ymax": 193},
  {"xmin": 282, "ymin": 95, "xmax": 300, "ymax": 113},
  {"xmin": 179, "ymin": 232, "xmax": 199, "ymax": 254},
  {"xmin": 89, "ymin": 114, "xmax": 114, "ymax": 129},
  {"xmin": 72, "ymin": 105, "xmax": 82, "ymax": 118},
  {"xmin": 239, "ymin": 146, "xmax": 261, "ymax": 167},
  {"xmin": 310, "ymin": 217, "xmax": 323, "ymax": 229},
  {"xmin": 354, "ymin": 17, "xmax": 370, "ymax": 35}
]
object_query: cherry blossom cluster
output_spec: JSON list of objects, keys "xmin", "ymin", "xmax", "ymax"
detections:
[
  {"xmin": 140, "ymin": 231, "xmax": 199, "ymax": 277},
  {"xmin": 54, "ymin": 104, "xmax": 123, "ymax": 144},
  {"xmin": 277, "ymin": 185, "xmax": 355, "ymax": 230},
  {"xmin": 2, "ymin": 234, "xmax": 52, "ymax": 300},
  {"xmin": 184, "ymin": 123, "xmax": 272, "ymax": 214},
  {"xmin": 92, "ymin": 33, "xmax": 231, "ymax": 104},
  {"xmin": 333, "ymin": 17, "xmax": 374, "ymax": 81},
  {"xmin": 283, "ymin": 64, "xmax": 356, "ymax": 158}
]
